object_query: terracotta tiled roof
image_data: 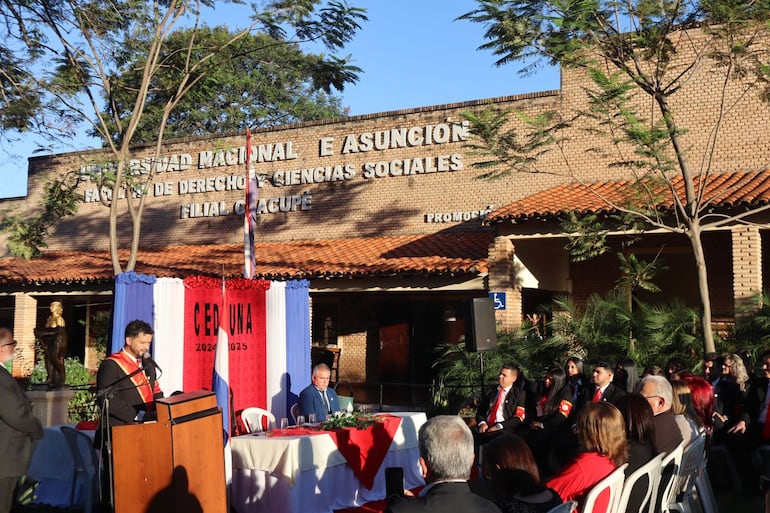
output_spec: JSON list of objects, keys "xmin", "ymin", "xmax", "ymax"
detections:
[
  {"xmin": 486, "ymin": 170, "xmax": 770, "ymax": 224},
  {"xmin": 0, "ymin": 231, "xmax": 493, "ymax": 286}
]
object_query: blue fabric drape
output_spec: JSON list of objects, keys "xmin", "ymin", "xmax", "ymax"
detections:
[
  {"xmin": 111, "ymin": 271, "xmax": 157, "ymax": 354},
  {"xmin": 284, "ymin": 280, "xmax": 310, "ymax": 413}
]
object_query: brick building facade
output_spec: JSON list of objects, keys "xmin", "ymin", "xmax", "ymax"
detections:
[{"xmin": 1, "ymin": 26, "xmax": 769, "ymax": 388}]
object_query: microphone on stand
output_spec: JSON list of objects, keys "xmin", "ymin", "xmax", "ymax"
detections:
[{"xmin": 142, "ymin": 352, "xmax": 163, "ymax": 374}]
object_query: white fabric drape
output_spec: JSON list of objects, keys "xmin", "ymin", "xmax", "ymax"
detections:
[
  {"xmin": 152, "ymin": 277, "xmax": 185, "ymax": 394},
  {"xmin": 266, "ymin": 282, "xmax": 287, "ymax": 423}
]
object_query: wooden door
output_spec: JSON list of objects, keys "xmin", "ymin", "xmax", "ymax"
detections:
[{"xmin": 379, "ymin": 323, "xmax": 409, "ymax": 380}]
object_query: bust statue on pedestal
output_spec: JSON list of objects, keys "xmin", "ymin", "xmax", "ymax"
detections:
[{"xmin": 34, "ymin": 301, "xmax": 68, "ymax": 388}]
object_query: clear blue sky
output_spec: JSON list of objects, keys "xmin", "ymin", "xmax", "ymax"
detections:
[{"xmin": 0, "ymin": 0, "xmax": 559, "ymax": 199}]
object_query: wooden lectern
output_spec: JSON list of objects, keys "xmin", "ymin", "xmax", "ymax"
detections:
[{"xmin": 111, "ymin": 390, "xmax": 226, "ymax": 513}]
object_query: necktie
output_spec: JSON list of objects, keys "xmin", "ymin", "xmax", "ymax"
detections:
[
  {"xmin": 592, "ymin": 386, "xmax": 602, "ymax": 402},
  {"xmin": 488, "ymin": 388, "xmax": 504, "ymax": 425},
  {"xmin": 322, "ymin": 390, "xmax": 330, "ymax": 413}
]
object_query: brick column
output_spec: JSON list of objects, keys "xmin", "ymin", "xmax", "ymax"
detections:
[
  {"xmin": 487, "ymin": 235, "xmax": 522, "ymax": 332},
  {"xmin": 13, "ymin": 293, "xmax": 37, "ymax": 378},
  {"xmin": 732, "ymin": 226, "xmax": 763, "ymax": 315}
]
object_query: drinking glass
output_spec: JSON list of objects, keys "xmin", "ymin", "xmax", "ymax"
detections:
[
  {"xmin": 296, "ymin": 415, "xmax": 306, "ymax": 426},
  {"xmin": 308, "ymin": 413, "xmax": 316, "ymax": 425},
  {"xmin": 280, "ymin": 417, "xmax": 289, "ymax": 432}
]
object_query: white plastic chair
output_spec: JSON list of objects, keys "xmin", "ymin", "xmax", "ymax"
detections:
[
  {"xmin": 669, "ymin": 434, "xmax": 709, "ymax": 513},
  {"xmin": 656, "ymin": 441, "xmax": 685, "ymax": 513},
  {"xmin": 582, "ymin": 463, "xmax": 628, "ymax": 513},
  {"xmin": 241, "ymin": 407, "xmax": 276, "ymax": 433},
  {"xmin": 290, "ymin": 402, "xmax": 300, "ymax": 424},
  {"xmin": 61, "ymin": 426, "xmax": 100, "ymax": 513},
  {"xmin": 546, "ymin": 500, "xmax": 578, "ymax": 513},
  {"xmin": 616, "ymin": 453, "xmax": 664, "ymax": 513}
]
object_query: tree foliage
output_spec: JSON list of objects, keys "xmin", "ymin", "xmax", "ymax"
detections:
[
  {"xmin": 2, "ymin": 171, "xmax": 81, "ymax": 258},
  {"xmin": 460, "ymin": 0, "xmax": 770, "ymax": 355},
  {"xmin": 94, "ymin": 26, "xmax": 354, "ymax": 145},
  {"xmin": 0, "ymin": 0, "xmax": 367, "ymax": 272}
]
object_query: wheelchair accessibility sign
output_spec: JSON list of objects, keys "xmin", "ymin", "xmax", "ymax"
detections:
[{"xmin": 489, "ymin": 292, "xmax": 506, "ymax": 310}]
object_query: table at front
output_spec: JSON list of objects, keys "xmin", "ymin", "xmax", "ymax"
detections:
[{"xmin": 230, "ymin": 412, "xmax": 426, "ymax": 513}]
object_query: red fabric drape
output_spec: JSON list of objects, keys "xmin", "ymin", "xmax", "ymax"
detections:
[
  {"xmin": 327, "ymin": 415, "xmax": 402, "ymax": 489},
  {"xmin": 183, "ymin": 276, "xmax": 270, "ymax": 414}
]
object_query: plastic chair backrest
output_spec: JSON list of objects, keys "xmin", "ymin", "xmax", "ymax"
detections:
[
  {"xmin": 582, "ymin": 463, "xmax": 628, "ymax": 513},
  {"xmin": 655, "ymin": 441, "xmax": 685, "ymax": 513},
  {"xmin": 545, "ymin": 500, "xmax": 578, "ymax": 513},
  {"xmin": 676, "ymin": 433, "xmax": 706, "ymax": 495},
  {"xmin": 335, "ymin": 381, "xmax": 354, "ymax": 412},
  {"xmin": 61, "ymin": 426, "xmax": 99, "ymax": 513},
  {"xmin": 616, "ymin": 453, "xmax": 664, "ymax": 513},
  {"xmin": 290, "ymin": 402, "xmax": 300, "ymax": 423},
  {"xmin": 241, "ymin": 407, "xmax": 276, "ymax": 433}
]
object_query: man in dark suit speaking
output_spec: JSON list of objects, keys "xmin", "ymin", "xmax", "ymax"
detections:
[
  {"xmin": 298, "ymin": 363, "xmax": 340, "ymax": 421},
  {"xmin": 385, "ymin": 415, "xmax": 501, "ymax": 513},
  {"xmin": 0, "ymin": 326, "xmax": 43, "ymax": 513}
]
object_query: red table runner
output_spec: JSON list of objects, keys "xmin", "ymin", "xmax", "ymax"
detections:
[
  {"xmin": 326, "ymin": 415, "xmax": 402, "ymax": 489},
  {"xmin": 264, "ymin": 415, "xmax": 402, "ymax": 489}
]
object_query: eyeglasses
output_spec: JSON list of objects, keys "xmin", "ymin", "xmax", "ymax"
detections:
[
  {"xmin": 1, "ymin": 340, "xmax": 17, "ymax": 348},
  {"xmin": 643, "ymin": 394, "xmax": 663, "ymax": 400}
]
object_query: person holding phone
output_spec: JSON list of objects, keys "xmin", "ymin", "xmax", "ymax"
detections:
[{"xmin": 385, "ymin": 415, "xmax": 501, "ymax": 513}]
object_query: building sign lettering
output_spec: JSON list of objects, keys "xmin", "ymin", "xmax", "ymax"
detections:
[{"xmin": 78, "ymin": 121, "xmax": 472, "ymax": 220}]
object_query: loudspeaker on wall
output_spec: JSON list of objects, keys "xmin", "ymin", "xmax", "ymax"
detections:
[{"xmin": 464, "ymin": 297, "xmax": 497, "ymax": 352}]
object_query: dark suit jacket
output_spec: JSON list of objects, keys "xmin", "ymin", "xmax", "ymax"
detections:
[
  {"xmin": 94, "ymin": 356, "xmax": 161, "ymax": 449},
  {"xmin": 386, "ymin": 481, "xmax": 501, "ymax": 513},
  {"xmin": 0, "ymin": 368, "xmax": 43, "ymax": 478},
  {"xmin": 739, "ymin": 377, "xmax": 769, "ymax": 428},
  {"xmin": 476, "ymin": 382, "xmax": 527, "ymax": 431},
  {"xmin": 653, "ymin": 410, "xmax": 684, "ymax": 455},
  {"xmin": 298, "ymin": 385, "xmax": 340, "ymax": 421},
  {"xmin": 587, "ymin": 382, "xmax": 626, "ymax": 406}
]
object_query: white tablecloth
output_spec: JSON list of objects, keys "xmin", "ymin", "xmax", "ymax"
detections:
[
  {"xmin": 231, "ymin": 412, "xmax": 426, "ymax": 513},
  {"xmin": 26, "ymin": 425, "xmax": 96, "ymax": 507}
]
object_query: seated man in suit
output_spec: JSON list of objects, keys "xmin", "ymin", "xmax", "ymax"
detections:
[
  {"xmin": 386, "ymin": 415, "xmax": 501, "ymax": 513},
  {"xmin": 298, "ymin": 363, "xmax": 339, "ymax": 421},
  {"xmin": 588, "ymin": 360, "xmax": 626, "ymax": 406},
  {"xmin": 639, "ymin": 375, "xmax": 684, "ymax": 455},
  {"xmin": 476, "ymin": 363, "xmax": 527, "ymax": 435}
]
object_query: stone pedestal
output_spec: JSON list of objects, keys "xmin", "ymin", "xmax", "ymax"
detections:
[{"xmin": 27, "ymin": 388, "xmax": 75, "ymax": 426}]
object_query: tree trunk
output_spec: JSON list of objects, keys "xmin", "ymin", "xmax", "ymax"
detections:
[{"xmin": 688, "ymin": 224, "xmax": 716, "ymax": 355}]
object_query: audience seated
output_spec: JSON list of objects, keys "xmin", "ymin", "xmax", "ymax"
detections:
[
  {"xmin": 722, "ymin": 353, "xmax": 750, "ymax": 415},
  {"xmin": 639, "ymin": 375, "xmax": 684, "ymax": 455},
  {"xmin": 520, "ymin": 368, "xmax": 573, "ymax": 476},
  {"xmin": 682, "ymin": 375, "xmax": 715, "ymax": 436},
  {"xmin": 589, "ymin": 360, "xmax": 626, "ymax": 406},
  {"xmin": 664, "ymin": 358, "xmax": 687, "ymax": 382},
  {"xmin": 615, "ymin": 393, "xmax": 657, "ymax": 513},
  {"xmin": 615, "ymin": 394, "xmax": 656, "ymax": 475},
  {"xmin": 703, "ymin": 353, "xmax": 724, "ymax": 386},
  {"xmin": 475, "ymin": 363, "xmax": 527, "ymax": 437},
  {"xmin": 671, "ymin": 380, "xmax": 699, "ymax": 446},
  {"xmin": 386, "ymin": 415, "xmax": 501, "ymax": 513},
  {"xmin": 725, "ymin": 350, "xmax": 770, "ymax": 493},
  {"xmin": 564, "ymin": 357, "xmax": 588, "ymax": 415},
  {"xmin": 641, "ymin": 365, "xmax": 664, "ymax": 378},
  {"xmin": 485, "ymin": 434, "xmax": 562, "ymax": 513},
  {"xmin": 546, "ymin": 402, "xmax": 627, "ymax": 508},
  {"xmin": 613, "ymin": 358, "xmax": 639, "ymax": 394}
]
